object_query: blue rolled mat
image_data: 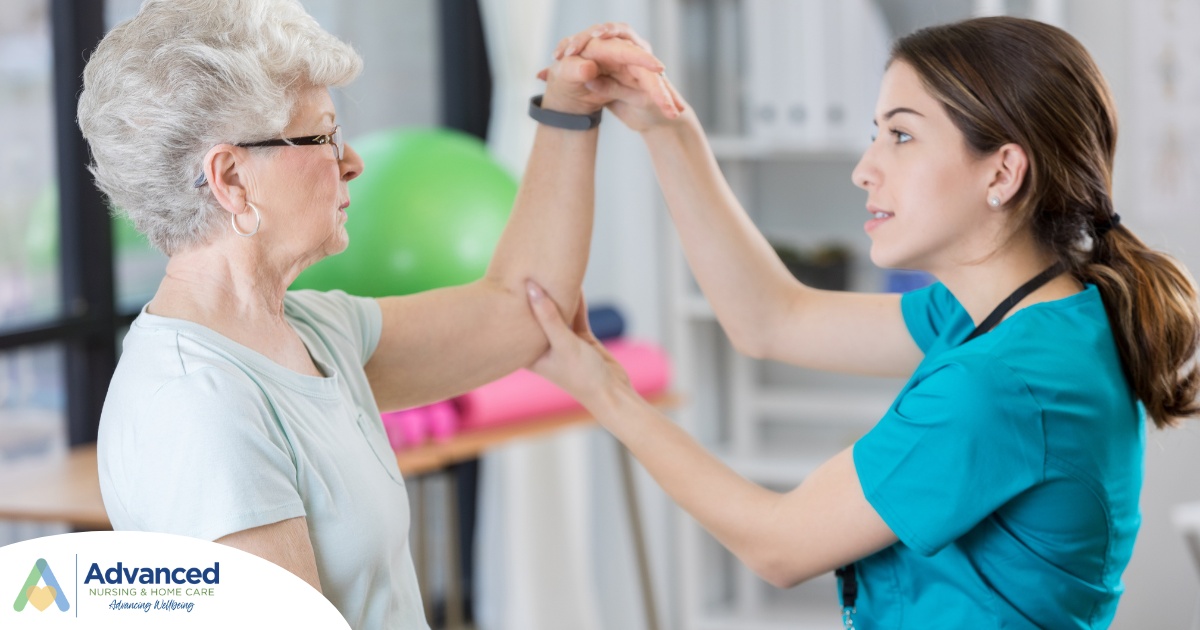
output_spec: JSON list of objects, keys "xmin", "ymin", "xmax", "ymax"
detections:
[
  {"xmin": 884, "ymin": 269, "xmax": 936, "ymax": 293},
  {"xmin": 588, "ymin": 305, "xmax": 626, "ymax": 340}
]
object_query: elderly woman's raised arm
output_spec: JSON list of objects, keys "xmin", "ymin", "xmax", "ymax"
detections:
[{"xmin": 364, "ymin": 39, "xmax": 677, "ymax": 411}]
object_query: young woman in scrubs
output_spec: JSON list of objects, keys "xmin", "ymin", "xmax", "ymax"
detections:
[{"xmin": 530, "ymin": 16, "xmax": 1200, "ymax": 628}]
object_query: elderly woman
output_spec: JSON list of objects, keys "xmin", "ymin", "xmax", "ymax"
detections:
[{"xmin": 78, "ymin": 1, "xmax": 670, "ymax": 627}]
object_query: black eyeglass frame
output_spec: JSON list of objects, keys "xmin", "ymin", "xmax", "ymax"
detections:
[{"xmin": 193, "ymin": 125, "xmax": 343, "ymax": 188}]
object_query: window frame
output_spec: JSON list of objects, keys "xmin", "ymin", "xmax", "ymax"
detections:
[{"xmin": 0, "ymin": 0, "xmax": 119, "ymax": 447}]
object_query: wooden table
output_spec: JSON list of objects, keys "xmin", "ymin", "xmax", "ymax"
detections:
[
  {"xmin": 0, "ymin": 395, "xmax": 678, "ymax": 629},
  {"xmin": 0, "ymin": 445, "xmax": 109, "ymax": 529},
  {"xmin": 0, "ymin": 396, "xmax": 677, "ymax": 528},
  {"xmin": 395, "ymin": 402, "xmax": 623, "ymax": 477}
]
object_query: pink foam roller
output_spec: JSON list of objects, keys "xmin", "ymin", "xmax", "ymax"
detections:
[
  {"xmin": 607, "ymin": 339, "xmax": 672, "ymax": 397},
  {"xmin": 425, "ymin": 401, "xmax": 459, "ymax": 442},
  {"xmin": 456, "ymin": 339, "xmax": 671, "ymax": 430},
  {"xmin": 381, "ymin": 407, "xmax": 428, "ymax": 450}
]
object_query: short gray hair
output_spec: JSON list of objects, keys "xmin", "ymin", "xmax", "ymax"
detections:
[{"xmin": 77, "ymin": 0, "xmax": 362, "ymax": 255}]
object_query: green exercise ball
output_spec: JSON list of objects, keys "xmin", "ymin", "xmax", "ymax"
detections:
[{"xmin": 290, "ymin": 128, "xmax": 517, "ymax": 297}]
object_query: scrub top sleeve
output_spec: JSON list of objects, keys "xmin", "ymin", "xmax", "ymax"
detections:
[
  {"xmin": 118, "ymin": 367, "xmax": 306, "ymax": 541},
  {"xmin": 900, "ymin": 282, "xmax": 964, "ymax": 353},
  {"xmin": 853, "ymin": 358, "xmax": 1046, "ymax": 556}
]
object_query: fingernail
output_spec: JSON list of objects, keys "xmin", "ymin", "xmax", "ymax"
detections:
[
  {"xmin": 526, "ymin": 280, "xmax": 543, "ymax": 302},
  {"xmin": 564, "ymin": 45, "xmax": 576, "ymax": 57},
  {"xmin": 591, "ymin": 30, "xmax": 603, "ymax": 37}
]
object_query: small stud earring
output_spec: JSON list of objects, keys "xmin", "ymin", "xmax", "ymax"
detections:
[{"xmin": 989, "ymin": 196, "xmax": 1001, "ymax": 207}]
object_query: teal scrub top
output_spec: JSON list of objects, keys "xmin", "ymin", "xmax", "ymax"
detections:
[{"xmin": 849, "ymin": 282, "xmax": 1143, "ymax": 629}]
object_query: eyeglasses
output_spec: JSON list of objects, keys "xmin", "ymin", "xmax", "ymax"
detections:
[{"xmin": 193, "ymin": 125, "xmax": 344, "ymax": 188}]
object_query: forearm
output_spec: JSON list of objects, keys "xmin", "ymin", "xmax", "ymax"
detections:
[
  {"xmin": 485, "ymin": 95, "xmax": 599, "ymax": 320},
  {"xmin": 642, "ymin": 113, "xmax": 799, "ymax": 354},
  {"xmin": 595, "ymin": 385, "xmax": 784, "ymax": 576}
]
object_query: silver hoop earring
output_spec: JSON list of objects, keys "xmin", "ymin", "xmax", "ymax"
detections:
[
  {"xmin": 232, "ymin": 202, "xmax": 261, "ymax": 237},
  {"xmin": 989, "ymin": 196, "xmax": 1001, "ymax": 207}
]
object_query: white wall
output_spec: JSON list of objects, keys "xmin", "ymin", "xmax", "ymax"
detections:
[
  {"xmin": 304, "ymin": 0, "xmax": 440, "ymax": 133},
  {"xmin": 1074, "ymin": 1, "xmax": 1200, "ymax": 627}
]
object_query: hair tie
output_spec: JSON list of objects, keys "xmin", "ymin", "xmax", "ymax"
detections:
[{"xmin": 1095, "ymin": 213, "xmax": 1121, "ymax": 237}]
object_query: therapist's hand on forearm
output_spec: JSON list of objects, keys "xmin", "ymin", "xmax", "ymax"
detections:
[{"xmin": 524, "ymin": 280, "xmax": 633, "ymax": 419}]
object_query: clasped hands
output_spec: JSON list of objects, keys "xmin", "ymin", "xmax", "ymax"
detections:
[{"xmin": 539, "ymin": 23, "xmax": 688, "ymax": 132}]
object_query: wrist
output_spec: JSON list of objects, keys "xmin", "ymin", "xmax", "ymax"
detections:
[
  {"xmin": 530, "ymin": 93, "xmax": 602, "ymax": 131},
  {"xmin": 540, "ymin": 90, "xmax": 601, "ymax": 117},
  {"xmin": 641, "ymin": 107, "xmax": 699, "ymax": 141},
  {"xmin": 587, "ymin": 376, "xmax": 639, "ymax": 421}
]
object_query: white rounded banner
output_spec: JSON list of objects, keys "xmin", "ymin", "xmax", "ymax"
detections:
[{"xmin": 0, "ymin": 531, "xmax": 350, "ymax": 629}]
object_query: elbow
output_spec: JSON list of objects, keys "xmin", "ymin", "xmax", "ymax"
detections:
[
  {"xmin": 744, "ymin": 548, "xmax": 816, "ymax": 590},
  {"xmin": 766, "ymin": 575, "xmax": 800, "ymax": 590},
  {"xmin": 536, "ymin": 280, "xmax": 582, "ymax": 322},
  {"xmin": 486, "ymin": 274, "xmax": 581, "ymax": 326},
  {"xmin": 721, "ymin": 303, "xmax": 786, "ymax": 361},
  {"xmin": 753, "ymin": 560, "xmax": 805, "ymax": 590},
  {"xmin": 727, "ymin": 327, "xmax": 769, "ymax": 360}
]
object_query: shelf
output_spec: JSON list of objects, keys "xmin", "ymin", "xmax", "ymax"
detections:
[
  {"xmin": 714, "ymin": 449, "xmax": 824, "ymax": 486},
  {"xmin": 690, "ymin": 603, "xmax": 841, "ymax": 630},
  {"xmin": 754, "ymin": 388, "xmax": 893, "ymax": 423},
  {"xmin": 709, "ymin": 135, "xmax": 866, "ymax": 162}
]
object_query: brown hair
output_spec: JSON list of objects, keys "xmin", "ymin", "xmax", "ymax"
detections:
[{"xmin": 892, "ymin": 17, "xmax": 1200, "ymax": 428}]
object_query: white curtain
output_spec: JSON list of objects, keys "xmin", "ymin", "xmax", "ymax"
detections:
[
  {"xmin": 478, "ymin": 0, "xmax": 551, "ymax": 182},
  {"xmin": 474, "ymin": 1, "xmax": 671, "ymax": 629},
  {"xmin": 474, "ymin": 2, "xmax": 603, "ymax": 629}
]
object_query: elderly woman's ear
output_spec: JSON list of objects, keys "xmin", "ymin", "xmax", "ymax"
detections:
[{"xmin": 201, "ymin": 144, "xmax": 250, "ymax": 214}]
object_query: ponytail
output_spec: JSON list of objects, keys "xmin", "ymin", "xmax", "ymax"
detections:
[{"xmin": 1080, "ymin": 226, "xmax": 1200, "ymax": 428}]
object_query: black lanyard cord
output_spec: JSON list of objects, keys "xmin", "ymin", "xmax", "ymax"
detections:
[
  {"xmin": 837, "ymin": 260, "xmax": 1066, "ymax": 628},
  {"xmin": 961, "ymin": 261, "xmax": 1068, "ymax": 343},
  {"xmin": 836, "ymin": 564, "xmax": 858, "ymax": 628}
]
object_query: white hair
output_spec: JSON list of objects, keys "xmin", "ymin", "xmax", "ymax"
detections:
[{"xmin": 77, "ymin": 0, "xmax": 362, "ymax": 255}]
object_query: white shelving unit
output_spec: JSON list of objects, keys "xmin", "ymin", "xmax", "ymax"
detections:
[{"xmin": 654, "ymin": 0, "xmax": 1067, "ymax": 628}]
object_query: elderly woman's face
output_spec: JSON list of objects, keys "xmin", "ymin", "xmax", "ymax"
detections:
[{"xmin": 244, "ymin": 86, "xmax": 362, "ymax": 265}]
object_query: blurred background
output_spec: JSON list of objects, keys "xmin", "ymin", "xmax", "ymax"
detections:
[{"xmin": 1, "ymin": 0, "xmax": 1198, "ymax": 628}]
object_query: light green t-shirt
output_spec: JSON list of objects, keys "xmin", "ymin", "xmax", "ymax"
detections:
[{"xmin": 98, "ymin": 289, "xmax": 428, "ymax": 630}]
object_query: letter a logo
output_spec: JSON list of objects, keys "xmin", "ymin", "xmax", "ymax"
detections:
[{"xmin": 13, "ymin": 559, "xmax": 70, "ymax": 613}]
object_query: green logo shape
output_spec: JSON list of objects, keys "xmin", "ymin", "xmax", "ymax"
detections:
[{"xmin": 13, "ymin": 559, "xmax": 70, "ymax": 612}]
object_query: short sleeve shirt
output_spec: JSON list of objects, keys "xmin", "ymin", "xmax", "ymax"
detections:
[
  {"xmin": 98, "ymin": 290, "xmax": 429, "ymax": 630},
  {"xmin": 850, "ymin": 283, "xmax": 1144, "ymax": 629}
]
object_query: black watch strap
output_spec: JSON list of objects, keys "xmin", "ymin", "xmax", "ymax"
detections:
[{"xmin": 528, "ymin": 95, "xmax": 602, "ymax": 130}]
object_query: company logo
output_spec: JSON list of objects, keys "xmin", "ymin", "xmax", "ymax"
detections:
[
  {"xmin": 84, "ymin": 561, "xmax": 220, "ymax": 585},
  {"xmin": 13, "ymin": 558, "xmax": 70, "ymax": 613}
]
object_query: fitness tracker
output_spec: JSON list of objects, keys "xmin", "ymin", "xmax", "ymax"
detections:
[{"xmin": 528, "ymin": 95, "xmax": 602, "ymax": 131}]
